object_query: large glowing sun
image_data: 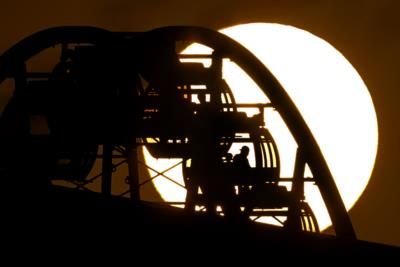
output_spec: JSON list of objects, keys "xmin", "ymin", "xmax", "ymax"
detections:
[{"xmin": 144, "ymin": 23, "xmax": 378, "ymax": 231}]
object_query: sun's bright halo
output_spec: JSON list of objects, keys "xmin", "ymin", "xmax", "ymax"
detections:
[{"xmin": 144, "ymin": 23, "xmax": 378, "ymax": 231}]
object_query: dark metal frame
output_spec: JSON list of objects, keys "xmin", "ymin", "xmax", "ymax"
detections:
[{"xmin": 0, "ymin": 26, "xmax": 355, "ymax": 238}]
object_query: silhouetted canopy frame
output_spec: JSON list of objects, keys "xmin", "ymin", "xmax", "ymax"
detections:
[
  {"xmin": 144, "ymin": 26, "xmax": 355, "ymax": 238},
  {"xmin": 0, "ymin": 26, "xmax": 356, "ymax": 238}
]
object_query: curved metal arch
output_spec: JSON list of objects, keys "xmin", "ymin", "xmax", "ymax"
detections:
[
  {"xmin": 144, "ymin": 26, "xmax": 355, "ymax": 238},
  {"xmin": 0, "ymin": 26, "xmax": 355, "ymax": 238},
  {"xmin": 259, "ymin": 127, "xmax": 280, "ymax": 172}
]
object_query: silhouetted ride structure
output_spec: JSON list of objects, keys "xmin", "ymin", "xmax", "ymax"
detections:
[{"xmin": 0, "ymin": 26, "xmax": 355, "ymax": 238}]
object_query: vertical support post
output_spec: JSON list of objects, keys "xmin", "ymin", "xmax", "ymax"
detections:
[
  {"xmin": 101, "ymin": 144, "xmax": 113, "ymax": 196},
  {"xmin": 286, "ymin": 147, "xmax": 305, "ymax": 231},
  {"xmin": 127, "ymin": 140, "xmax": 140, "ymax": 203}
]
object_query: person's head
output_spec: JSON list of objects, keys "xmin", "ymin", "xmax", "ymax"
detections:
[{"xmin": 240, "ymin": 146, "xmax": 250, "ymax": 157}]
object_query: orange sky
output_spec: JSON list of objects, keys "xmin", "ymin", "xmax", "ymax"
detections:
[{"xmin": 0, "ymin": 0, "xmax": 399, "ymax": 246}]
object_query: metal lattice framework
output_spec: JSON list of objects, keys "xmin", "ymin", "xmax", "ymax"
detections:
[{"xmin": 0, "ymin": 26, "xmax": 355, "ymax": 238}]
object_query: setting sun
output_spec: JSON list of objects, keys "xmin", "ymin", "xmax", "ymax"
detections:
[{"xmin": 145, "ymin": 23, "xmax": 378, "ymax": 231}]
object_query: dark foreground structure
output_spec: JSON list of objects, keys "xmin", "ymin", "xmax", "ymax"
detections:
[
  {"xmin": 0, "ymin": 27, "xmax": 398, "ymax": 257},
  {"xmin": 4, "ymin": 187, "xmax": 398, "ymax": 258}
]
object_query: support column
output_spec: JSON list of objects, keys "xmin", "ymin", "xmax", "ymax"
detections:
[
  {"xmin": 286, "ymin": 147, "xmax": 305, "ymax": 231},
  {"xmin": 101, "ymin": 144, "xmax": 113, "ymax": 196},
  {"xmin": 127, "ymin": 140, "xmax": 140, "ymax": 203}
]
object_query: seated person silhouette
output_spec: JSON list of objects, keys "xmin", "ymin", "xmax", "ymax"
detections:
[{"xmin": 233, "ymin": 146, "xmax": 250, "ymax": 169}]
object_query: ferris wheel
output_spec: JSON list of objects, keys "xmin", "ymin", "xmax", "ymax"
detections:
[{"xmin": 0, "ymin": 26, "xmax": 355, "ymax": 238}]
